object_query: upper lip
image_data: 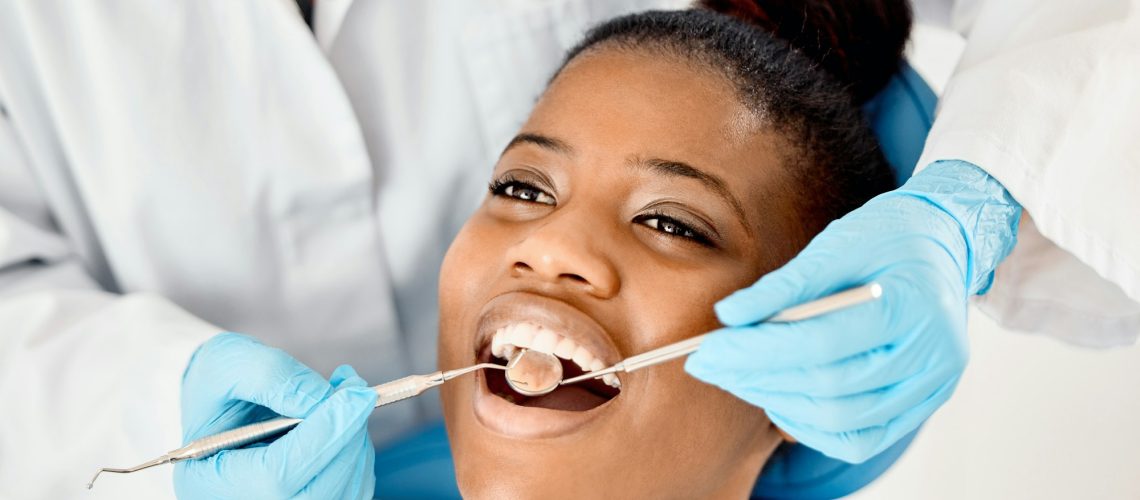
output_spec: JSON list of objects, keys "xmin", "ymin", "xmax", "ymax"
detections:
[{"xmin": 474, "ymin": 292, "xmax": 622, "ymax": 368}]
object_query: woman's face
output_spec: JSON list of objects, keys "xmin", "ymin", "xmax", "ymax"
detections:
[{"xmin": 439, "ymin": 47, "xmax": 793, "ymax": 498}]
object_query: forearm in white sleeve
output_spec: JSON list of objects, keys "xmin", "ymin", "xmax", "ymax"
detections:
[
  {"xmin": 0, "ymin": 112, "xmax": 217, "ymax": 499},
  {"xmin": 915, "ymin": 0, "xmax": 1140, "ymax": 346}
]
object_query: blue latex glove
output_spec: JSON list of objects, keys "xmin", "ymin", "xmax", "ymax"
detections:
[
  {"xmin": 686, "ymin": 160, "xmax": 1021, "ymax": 464},
  {"xmin": 174, "ymin": 332, "xmax": 377, "ymax": 499}
]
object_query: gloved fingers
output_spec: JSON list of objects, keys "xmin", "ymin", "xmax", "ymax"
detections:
[
  {"xmin": 358, "ymin": 430, "xmax": 376, "ymax": 500},
  {"xmin": 186, "ymin": 400, "xmax": 274, "ymax": 442},
  {"xmin": 719, "ymin": 328, "xmax": 937, "ymax": 398},
  {"xmin": 173, "ymin": 387, "xmax": 375, "ymax": 499},
  {"xmin": 266, "ymin": 386, "xmax": 377, "ymax": 494},
  {"xmin": 767, "ymin": 376, "xmax": 960, "ymax": 463},
  {"xmin": 330, "ymin": 365, "xmax": 368, "ymax": 390},
  {"xmin": 714, "ymin": 253, "xmax": 848, "ymax": 327},
  {"xmin": 219, "ymin": 336, "xmax": 334, "ymax": 418},
  {"xmin": 294, "ymin": 426, "xmax": 376, "ymax": 500},
  {"xmin": 185, "ymin": 333, "xmax": 333, "ymax": 422},
  {"xmin": 688, "ymin": 299, "xmax": 898, "ymax": 376},
  {"xmin": 174, "ymin": 448, "xmax": 258, "ymax": 498},
  {"xmin": 739, "ymin": 360, "xmax": 957, "ymax": 433}
]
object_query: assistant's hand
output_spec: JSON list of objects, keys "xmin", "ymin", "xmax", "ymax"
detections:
[
  {"xmin": 173, "ymin": 332, "xmax": 377, "ymax": 499},
  {"xmin": 686, "ymin": 160, "xmax": 1021, "ymax": 463}
]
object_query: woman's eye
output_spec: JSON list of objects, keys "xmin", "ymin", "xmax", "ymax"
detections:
[
  {"xmin": 639, "ymin": 215, "xmax": 712, "ymax": 246},
  {"xmin": 489, "ymin": 180, "xmax": 555, "ymax": 205}
]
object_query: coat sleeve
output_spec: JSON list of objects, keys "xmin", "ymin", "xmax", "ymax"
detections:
[
  {"xmin": 915, "ymin": 0, "xmax": 1140, "ymax": 347},
  {"xmin": 0, "ymin": 105, "xmax": 217, "ymax": 498}
]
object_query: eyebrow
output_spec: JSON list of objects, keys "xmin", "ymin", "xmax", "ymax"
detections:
[
  {"xmin": 502, "ymin": 133, "xmax": 574, "ymax": 157},
  {"xmin": 501, "ymin": 132, "xmax": 750, "ymax": 234},
  {"xmin": 635, "ymin": 157, "xmax": 749, "ymax": 231}
]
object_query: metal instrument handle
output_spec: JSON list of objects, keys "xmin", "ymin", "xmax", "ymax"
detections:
[
  {"xmin": 621, "ymin": 283, "xmax": 883, "ymax": 373},
  {"xmin": 374, "ymin": 373, "xmax": 441, "ymax": 407},
  {"xmin": 621, "ymin": 334, "xmax": 707, "ymax": 373},
  {"xmin": 168, "ymin": 373, "xmax": 442, "ymax": 461},
  {"xmin": 89, "ymin": 366, "xmax": 494, "ymax": 489},
  {"xmin": 171, "ymin": 416, "xmax": 302, "ymax": 461}
]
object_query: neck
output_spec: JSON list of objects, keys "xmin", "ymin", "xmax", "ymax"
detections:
[{"xmin": 707, "ymin": 427, "xmax": 785, "ymax": 499}]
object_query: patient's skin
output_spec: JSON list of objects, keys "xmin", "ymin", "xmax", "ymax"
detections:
[{"xmin": 439, "ymin": 47, "xmax": 800, "ymax": 498}]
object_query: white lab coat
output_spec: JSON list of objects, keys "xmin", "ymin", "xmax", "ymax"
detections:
[
  {"xmin": 0, "ymin": 1, "xmax": 684, "ymax": 498},
  {"xmin": 1, "ymin": 0, "xmax": 1136, "ymax": 499},
  {"xmin": 914, "ymin": 0, "xmax": 1140, "ymax": 347}
]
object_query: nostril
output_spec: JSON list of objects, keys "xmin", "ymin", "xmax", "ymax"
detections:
[
  {"xmin": 513, "ymin": 262, "xmax": 533, "ymax": 274},
  {"xmin": 560, "ymin": 273, "xmax": 588, "ymax": 285}
]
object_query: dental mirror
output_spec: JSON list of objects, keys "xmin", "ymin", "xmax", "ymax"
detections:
[{"xmin": 505, "ymin": 349, "xmax": 563, "ymax": 396}]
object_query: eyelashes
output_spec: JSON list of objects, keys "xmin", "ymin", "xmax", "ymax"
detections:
[
  {"xmin": 633, "ymin": 212, "xmax": 714, "ymax": 246},
  {"xmin": 488, "ymin": 177, "xmax": 555, "ymax": 205},
  {"xmin": 488, "ymin": 175, "xmax": 716, "ymax": 247}
]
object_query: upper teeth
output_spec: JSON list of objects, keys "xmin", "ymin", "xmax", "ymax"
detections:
[{"xmin": 491, "ymin": 323, "xmax": 620, "ymax": 389}]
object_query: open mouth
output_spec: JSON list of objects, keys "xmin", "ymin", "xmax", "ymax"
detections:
[{"xmin": 479, "ymin": 322, "xmax": 621, "ymax": 412}]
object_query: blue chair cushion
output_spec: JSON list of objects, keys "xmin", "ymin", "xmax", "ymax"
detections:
[{"xmin": 374, "ymin": 422, "xmax": 461, "ymax": 499}]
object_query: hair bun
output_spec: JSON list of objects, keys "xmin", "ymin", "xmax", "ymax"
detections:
[{"xmin": 700, "ymin": 0, "xmax": 912, "ymax": 104}]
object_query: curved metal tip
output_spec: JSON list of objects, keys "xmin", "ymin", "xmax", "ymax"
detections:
[
  {"xmin": 441, "ymin": 362, "xmax": 506, "ymax": 381},
  {"xmin": 86, "ymin": 469, "xmax": 108, "ymax": 489},
  {"xmin": 85, "ymin": 455, "xmax": 171, "ymax": 489},
  {"xmin": 560, "ymin": 364, "xmax": 622, "ymax": 386}
]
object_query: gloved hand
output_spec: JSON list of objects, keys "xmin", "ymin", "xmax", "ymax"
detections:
[
  {"xmin": 686, "ymin": 160, "xmax": 1021, "ymax": 463},
  {"xmin": 174, "ymin": 332, "xmax": 377, "ymax": 499}
]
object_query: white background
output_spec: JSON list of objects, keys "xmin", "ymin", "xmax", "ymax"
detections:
[
  {"xmin": 854, "ymin": 308, "xmax": 1140, "ymax": 499},
  {"xmin": 852, "ymin": 25, "xmax": 1140, "ymax": 500}
]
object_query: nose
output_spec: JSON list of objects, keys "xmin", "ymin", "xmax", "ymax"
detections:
[{"xmin": 505, "ymin": 212, "xmax": 620, "ymax": 299}]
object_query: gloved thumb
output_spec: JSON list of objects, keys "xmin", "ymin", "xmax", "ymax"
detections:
[
  {"xmin": 330, "ymin": 364, "xmax": 368, "ymax": 390},
  {"xmin": 182, "ymin": 333, "xmax": 336, "ymax": 441}
]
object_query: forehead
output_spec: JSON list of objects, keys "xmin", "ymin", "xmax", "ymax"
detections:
[
  {"xmin": 521, "ymin": 47, "xmax": 790, "ymax": 232},
  {"xmin": 533, "ymin": 47, "xmax": 760, "ymax": 155}
]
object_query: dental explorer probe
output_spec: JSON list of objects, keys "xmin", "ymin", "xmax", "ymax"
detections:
[
  {"xmin": 557, "ymin": 283, "xmax": 882, "ymax": 389},
  {"xmin": 86, "ymin": 362, "xmax": 507, "ymax": 489},
  {"xmin": 88, "ymin": 284, "xmax": 881, "ymax": 488}
]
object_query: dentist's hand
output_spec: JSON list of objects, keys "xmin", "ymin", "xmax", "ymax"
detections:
[
  {"xmin": 686, "ymin": 160, "xmax": 1021, "ymax": 463},
  {"xmin": 174, "ymin": 332, "xmax": 377, "ymax": 499}
]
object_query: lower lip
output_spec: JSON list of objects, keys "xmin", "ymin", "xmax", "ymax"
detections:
[{"xmin": 472, "ymin": 369, "xmax": 616, "ymax": 439}]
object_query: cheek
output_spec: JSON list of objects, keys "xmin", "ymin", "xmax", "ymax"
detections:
[
  {"xmin": 620, "ymin": 258, "xmax": 761, "ymax": 350},
  {"xmin": 584, "ymin": 365, "xmax": 773, "ymax": 497},
  {"xmin": 438, "ymin": 227, "xmax": 472, "ymax": 308},
  {"xmin": 438, "ymin": 216, "xmax": 498, "ymax": 363},
  {"xmin": 650, "ymin": 366, "xmax": 772, "ymax": 448},
  {"xmin": 440, "ymin": 214, "xmax": 505, "ymax": 296}
]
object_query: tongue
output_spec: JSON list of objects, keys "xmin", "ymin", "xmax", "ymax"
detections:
[{"xmin": 519, "ymin": 385, "xmax": 608, "ymax": 411}]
